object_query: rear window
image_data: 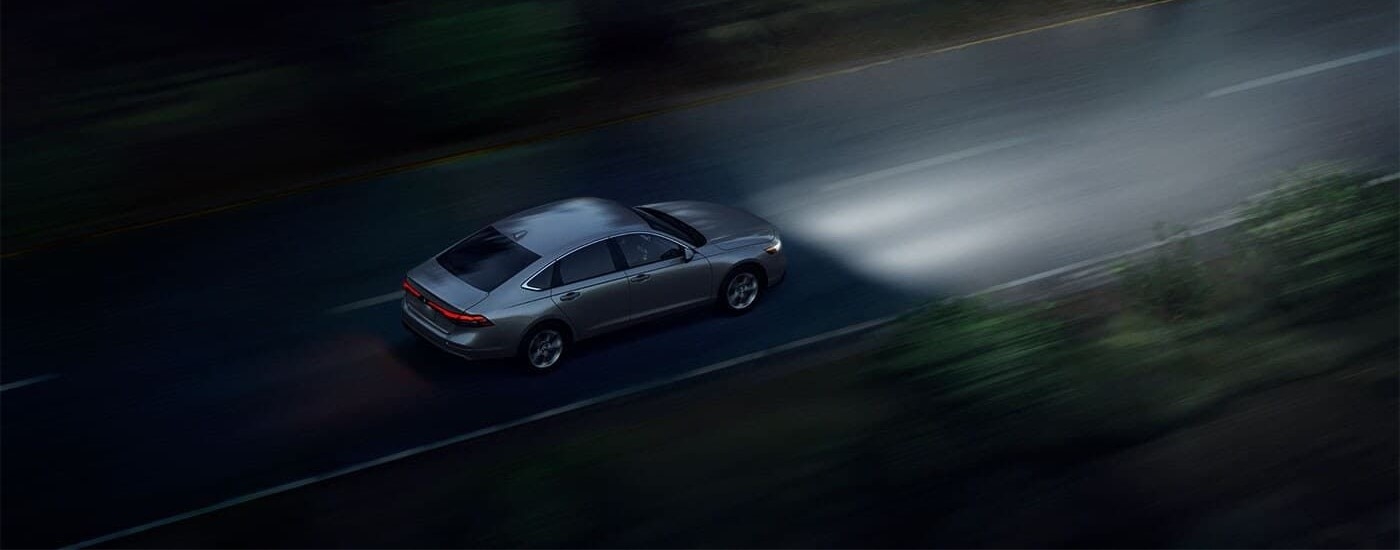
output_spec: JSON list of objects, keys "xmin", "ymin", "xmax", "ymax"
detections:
[{"xmin": 436, "ymin": 226, "xmax": 540, "ymax": 290}]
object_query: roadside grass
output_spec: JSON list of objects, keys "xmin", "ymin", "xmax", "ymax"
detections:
[
  {"xmin": 876, "ymin": 168, "xmax": 1397, "ymax": 461},
  {"xmin": 1237, "ymin": 168, "xmax": 1399, "ymax": 319},
  {"xmin": 477, "ymin": 167, "xmax": 1400, "ymax": 544},
  {"xmin": 345, "ymin": 350, "xmax": 902, "ymax": 548},
  {"xmin": 1114, "ymin": 224, "xmax": 1216, "ymax": 320},
  {"xmin": 116, "ymin": 168, "xmax": 1398, "ymax": 547}
]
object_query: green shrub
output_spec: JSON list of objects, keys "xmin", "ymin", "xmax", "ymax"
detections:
[
  {"xmin": 1240, "ymin": 169, "xmax": 1399, "ymax": 316},
  {"xmin": 1115, "ymin": 225, "xmax": 1215, "ymax": 320},
  {"xmin": 877, "ymin": 299, "xmax": 1069, "ymax": 411},
  {"xmin": 368, "ymin": 1, "xmax": 590, "ymax": 129},
  {"xmin": 874, "ymin": 300, "xmax": 1194, "ymax": 458},
  {"xmin": 869, "ymin": 168, "xmax": 1400, "ymax": 464}
]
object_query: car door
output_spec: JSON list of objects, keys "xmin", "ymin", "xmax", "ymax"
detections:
[
  {"xmin": 614, "ymin": 233, "xmax": 712, "ymax": 322},
  {"xmin": 548, "ymin": 240, "xmax": 632, "ymax": 339}
]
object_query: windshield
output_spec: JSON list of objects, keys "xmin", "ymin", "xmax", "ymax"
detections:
[
  {"xmin": 436, "ymin": 226, "xmax": 540, "ymax": 290},
  {"xmin": 633, "ymin": 207, "xmax": 706, "ymax": 247}
]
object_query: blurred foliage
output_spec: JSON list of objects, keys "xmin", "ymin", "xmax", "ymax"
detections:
[
  {"xmin": 872, "ymin": 169, "xmax": 1399, "ymax": 458},
  {"xmin": 100, "ymin": 167, "xmax": 1393, "ymax": 546},
  {"xmin": 1115, "ymin": 224, "xmax": 1216, "ymax": 320},
  {"xmin": 876, "ymin": 299, "xmax": 1144, "ymax": 455},
  {"xmin": 1238, "ymin": 168, "xmax": 1399, "ymax": 317},
  {"xmin": 874, "ymin": 303, "xmax": 1389, "ymax": 464},
  {"xmin": 879, "ymin": 299, "xmax": 1065, "ymax": 395},
  {"xmin": 1, "ymin": 0, "xmax": 1138, "ymax": 243},
  {"xmin": 367, "ymin": 1, "xmax": 590, "ymax": 129},
  {"xmin": 875, "ymin": 299, "xmax": 1093, "ymax": 451}
]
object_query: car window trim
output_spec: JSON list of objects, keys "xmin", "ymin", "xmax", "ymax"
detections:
[
  {"xmin": 520, "ymin": 231, "xmax": 693, "ymax": 291},
  {"xmin": 524, "ymin": 264, "xmax": 557, "ymax": 291}
]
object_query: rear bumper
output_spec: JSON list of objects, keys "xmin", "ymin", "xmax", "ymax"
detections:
[{"xmin": 401, "ymin": 301, "xmax": 512, "ymax": 361}]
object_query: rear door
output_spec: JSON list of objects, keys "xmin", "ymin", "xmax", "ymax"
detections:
[
  {"xmin": 614, "ymin": 233, "xmax": 712, "ymax": 322},
  {"xmin": 549, "ymin": 240, "xmax": 632, "ymax": 338}
]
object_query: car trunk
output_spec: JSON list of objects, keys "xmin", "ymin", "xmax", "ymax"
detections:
[{"xmin": 406, "ymin": 259, "xmax": 488, "ymax": 311}]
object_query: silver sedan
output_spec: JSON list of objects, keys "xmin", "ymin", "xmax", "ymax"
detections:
[{"xmin": 402, "ymin": 197, "xmax": 787, "ymax": 371}]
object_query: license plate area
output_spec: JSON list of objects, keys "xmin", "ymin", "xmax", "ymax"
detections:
[{"xmin": 406, "ymin": 297, "xmax": 455, "ymax": 332}]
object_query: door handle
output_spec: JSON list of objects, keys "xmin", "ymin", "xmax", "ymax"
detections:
[
  {"xmin": 558, "ymin": 291, "xmax": 580, "ymax": 301},
  {"xmin": 629, "ymin": 274, "xmax": 651, "ymax": 283}
]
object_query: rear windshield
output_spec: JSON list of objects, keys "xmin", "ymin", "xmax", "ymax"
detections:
[{"xmin": 436, "ymin": 226, "xmax": 540, "ymax": 290}]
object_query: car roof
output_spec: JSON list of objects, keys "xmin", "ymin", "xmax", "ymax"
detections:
[{"xmin": 492, "ymin": 197, "xmax": 649, "ymax": 255}]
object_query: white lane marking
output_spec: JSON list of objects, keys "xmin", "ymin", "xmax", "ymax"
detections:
[
  {"xmin": 1205, "ymin": 46, "xmax": 1398, "ymax": 98},
  {"xmin": 971, "ymin": 171, "xmax": 1400, "ymax": 298},
  {"xmin": 823, "ymin": 137, "xmax": 1034, "ymax": 191},
  {"xmin": 326, "ymin": 291, "xmax": 403, "ymax": 315},
  {"xmin": 0, "ymin": 374, "xmax": 59, "ymax": 393},
  {"xmin": 69, "ymin": 171, "xmax": 1400, "ymax": 548},
  {"xmin": 1365, "ymin": 172, "xmax": 1400, "ymax": 187},
  {"xmin": 968, "ymin": 213, "xmax": 1241, "ymax": 299},
  {"xmin": 64, "ymin": 317, "xmax": 894, "ymax": 549}
]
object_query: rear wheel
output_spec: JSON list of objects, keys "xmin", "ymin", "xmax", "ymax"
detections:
[
  {"xmin": 719, "ymin": 268, "xmax": 762, "ymax": 314},
  {"xmin": 518, "ymin": 324, "xmax": 567, "ymax": 372}
]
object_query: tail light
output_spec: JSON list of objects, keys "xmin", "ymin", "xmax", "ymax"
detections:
[
  {"xmin": 426, "ymin": 302, "xmax": 493, "ymax": 327},
  {"xmin": 403, "ymin": 278, "xmax": 493, "ymax": 327}
]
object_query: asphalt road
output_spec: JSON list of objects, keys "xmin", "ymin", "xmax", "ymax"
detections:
[{"xmin": 3, "ymin": 0, "xmax": 1397, "ymax": 546}]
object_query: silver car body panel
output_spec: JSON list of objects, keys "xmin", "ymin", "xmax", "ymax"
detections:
[
  {"xmin": 403, "ymin": 197, "xmax": 787, "ymax": 361},
  {"xmin": 639, "ymin": 200, "xmax": 777, "ymax": 250},
  {"xmin": 625, "ymin": 254, "xmax": 713, "ymax": 323},
  {"xmin": 549, "ymin": 269, "xmax": 634, "ymax": 339}
]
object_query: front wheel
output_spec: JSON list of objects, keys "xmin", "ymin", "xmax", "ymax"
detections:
[
  {"xmin": 519, "ymin": 325, "xmax": 567, "ymax": 372},
  {"xmin": 719, "ymin": 268, "xmax": 762, "ymax": 314}
]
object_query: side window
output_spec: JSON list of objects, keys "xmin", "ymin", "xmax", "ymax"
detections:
[
  {"xmin": 556, "ymin": 241, "xmax": 621, "ymax": 285},
  {"xmin": 524, "ymin": 265, "xmax": 556, "ymax": 290},
  {"xmin": 615, "ymin": 233, "xmax": 684, "ymax": 268}
]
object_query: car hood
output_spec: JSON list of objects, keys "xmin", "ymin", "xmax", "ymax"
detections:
[
  {"xmin": 640, "ymin": 200, "xmax": 777, "ymax": 251},
  {"xmin": 407, "ymin": 258, "xmax": 489, "ymax": 310}
]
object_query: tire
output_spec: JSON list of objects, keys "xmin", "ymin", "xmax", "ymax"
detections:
[
  {"xmin": 518, "ymin": 323, "xmax": 568, "ymax": 372},
  {"xmin": 718, "ymin": 267, "xmax": 763, "ymax": 314}
]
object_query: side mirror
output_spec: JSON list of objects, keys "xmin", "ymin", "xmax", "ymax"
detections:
[{"xmin": 683, "ymin": 247, "xmax": 695, "ymax": 262}]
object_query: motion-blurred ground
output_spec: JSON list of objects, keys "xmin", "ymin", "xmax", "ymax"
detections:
[
  {"xmin": 2, "ymin": 0, "xmax": 1142, "ymax": 249},
  {"xmin": 117, "ymin": 173, "xmax": 1399, "ymax": 548},
  {"xmin": 3, "ymin": 1, "xmax": 1395, "ymax": 547}
]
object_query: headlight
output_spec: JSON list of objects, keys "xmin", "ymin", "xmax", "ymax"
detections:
[{"xmin": 764, "ymin": 238, "xmax": 782, "ymax": 255}]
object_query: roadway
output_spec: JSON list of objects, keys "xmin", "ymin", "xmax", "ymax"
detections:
[{"xmin": 2, "ymin": 0, "xmax": 1396, "ymax": 545}]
